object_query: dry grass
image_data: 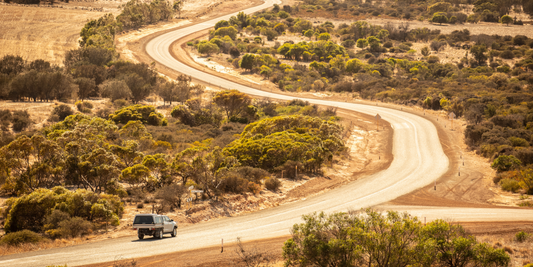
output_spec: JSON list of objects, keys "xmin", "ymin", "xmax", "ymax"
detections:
[
  {"xmin": 0, "ymin": 236, "xmax": 90, "ymax": 256},
  {"xmin": 0, "ymin": 3, "xmax": 119, "ymax": 66},
  {"xmin": 478, "ymin": 233, "xmax": 533, "ymax": 266}
]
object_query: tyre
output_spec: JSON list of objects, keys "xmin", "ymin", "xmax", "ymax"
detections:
[
  {"xmin": 158, "ymin": 229, "xmax": 163, "ymax": 239},
  {"xmin": 138, "ymin": 234, "xmax": 144, "ymax": 240},
  {"xmin": 171, "ymin": 227, "xmax": 177, "ymax": 237}
]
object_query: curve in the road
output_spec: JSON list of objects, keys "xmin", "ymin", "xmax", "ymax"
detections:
[{"xmin": 2, "ymin": 1, "xmax": 533, "ymax": 266}]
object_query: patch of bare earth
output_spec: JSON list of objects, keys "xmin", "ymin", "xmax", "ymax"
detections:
[{"xmin": 0, "ymin": 2, "xmax": 121, "ymax": 66}]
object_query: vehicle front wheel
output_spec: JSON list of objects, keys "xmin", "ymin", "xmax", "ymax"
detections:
[
  {"xmin": 138, "ymin": 234, "xmax": 144, "ymax": 240},
  {"xmin": 171, "ymin": 227, "xmax": 177, "ymax": 237}
]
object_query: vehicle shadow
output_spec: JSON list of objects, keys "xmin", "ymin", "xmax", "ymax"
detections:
[{"xmin": 131, "ymin": 237, "xmax": 169, "ymax": 242}]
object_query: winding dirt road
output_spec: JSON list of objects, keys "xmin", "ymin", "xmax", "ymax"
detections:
[{"xmin": 1, "ymin": 1, "xmax": 533, "ymax": 266}]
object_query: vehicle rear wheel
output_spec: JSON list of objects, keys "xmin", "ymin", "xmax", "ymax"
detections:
[
  {"xmin": 138, "ymin": 234, "xmax": 144, "ymax": 240},
  {"xmin": 158, "ymin": 229, "xmax": 163, "ymax": 239},
  {"xmin": 171, "ymin": 227, "xmax": 177, "ymax": 237}
]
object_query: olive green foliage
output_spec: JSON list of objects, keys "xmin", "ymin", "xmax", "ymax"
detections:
[
  {"xmin": 109, "ymin": 105, "xmax": 167, "ymax": 126},
  {"xmin": 197, "ymin": 42, "xmax": 220, "ymax": 56},
  {"xmin": 431, "ymin": 12, "xmax": 449, "ymax": 25},
  {"xmin": 212, "ymin": 89, "xmax": 252, "ymax": 119},
  {"xmin": 224, "ymin": 115, "xmax": 344, "ymax": 171},
  {"xmin": 1, "ymin": 114, "xmax": 128, "ymax": 195},
  {"xmin": 501, "ymin": 15, "xmax": 513, "ymax": 26},
  {"xmin": 79, "ymin": 14, "xmax": 122, "ymax": 51},
  {"xmin": 0, "ymin": 230, "xmax": 42, "ymax": 246},
  {"xmin": 491, "ymin": 155, "xmax": 521, "ymax": 172},
  {"xmin": 283, "ymin": 210, "xmax": 510, "ymax": 267},
  {"xmin": 3, "ymin": 186, "xmax": 123, "ymax": 233},
  {"xmin": 170, "ymin": 98, "xmax": 223, "ymax": 127},
  {"xmin": 515, "ymin": 231, "xmax": 529, "ymax": 242}
]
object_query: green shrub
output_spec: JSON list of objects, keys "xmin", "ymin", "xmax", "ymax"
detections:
[
  {"xmin": 4, "ymin": 187, "xmax": 123, "ymax": 233},
  {"xmin": 500, "ymin": 178, "xmax": 521, "ymax": 193},
  {"xmin": 0, "ymin": 230, "xmax": 42, "ymax": 246},
  {"xmin": 109, "ymin": 105, "xmax": 166, "ymax": 126},
  {"xmin": 509, "ymin": 136, "xmax": 529, "ymax": 147},
  {"xmin": 491, "ymin": 155, "xmax": 521, "ymax": 172},
  {"xmin": 515, "ymin": 231, "xmax": 529, "ymax": 242}
]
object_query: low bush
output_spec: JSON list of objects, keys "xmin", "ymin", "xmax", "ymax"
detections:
[
  {"xmin": 51, "ymin": 104, "xmax": 74, "ymax": 122},
  {"xmin": 59, "ymin": 217, "xmax": 93, "ymax": 238},
  {"xmin": 515, "ymin": 231, "xmax": 529, "ymax": 242},
  {"xmin": 265, "ymin": 177, "xmax": 281, "ymax": 191},
  {"xmin": 0, "ymin": 230, "xmax": 42, "ymax": 246},
  {"xmin": 500, "ymin": 178, "xmax": 521, "ymax": 193}
]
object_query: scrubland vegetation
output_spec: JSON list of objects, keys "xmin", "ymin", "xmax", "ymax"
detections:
[
  {"xmin": 283, "ymin": 210, "xmax": 511, "ymax": 267},
  {"xmin": 0, "ymin": 0, "xmax": 351, "ymax": 250},
  {"xmin": 1, "ymin": 0, "xmax": 533, "ymax": 261},
  {"xmin": 188, "ymin": 0, "xmax": 533, "ymax": 198}
]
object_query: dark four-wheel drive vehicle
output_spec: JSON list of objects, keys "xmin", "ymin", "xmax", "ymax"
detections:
[{"xmin": 133, "ymin": 214, "xmax": 177, "ymax": 239}]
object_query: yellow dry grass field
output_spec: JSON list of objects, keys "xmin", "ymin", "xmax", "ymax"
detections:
[{"xmin": 0, "ymin": 4, "xmax": 117, "ymax": 66}]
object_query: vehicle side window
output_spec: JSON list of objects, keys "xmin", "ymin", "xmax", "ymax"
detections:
[{"xmin": 164, "ymin": 216, "xmax": 169, "ymax": 222}]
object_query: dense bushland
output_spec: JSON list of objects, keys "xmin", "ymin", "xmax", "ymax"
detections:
[
  {"xmin": 0, "ymin": 93, "xmax": 345, "ymax": 236},
  {"xmin": 196, "ymin": 3, "xmax": 533, "ymax": 195}
]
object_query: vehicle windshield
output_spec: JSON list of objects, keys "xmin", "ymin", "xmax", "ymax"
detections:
[{"xmin": 134, "ymin": 216, "xmax": 154, "ymax": 224}]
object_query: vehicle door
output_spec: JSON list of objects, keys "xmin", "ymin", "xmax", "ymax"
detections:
[
  {"xmin": 163, "ymin": 216, "xmax": 172, "ymax": 232},
  {"xmin": 154, "ymin": 216, "xmax": 162, "ymax": 229}
]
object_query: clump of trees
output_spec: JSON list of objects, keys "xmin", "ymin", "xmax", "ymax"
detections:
[
  {"xmin": 224, "ymin": 115, "xmax": 344, "ymax": 172},
  {"xmin": 2, "ymin": 186, "xmax": 123, "ymax": 237},
  {"xmin": 80, "ymin": 0, "xmax": 174, "ymax": 51},
  {"xmin": 4, "ymin": 186, "xmax": 124, "ymax": 237},
  {"xmin": 109, "ymin": 105, "xmax": 167, "ymax": 126},
  {"xmin": 283, "ymin": 210, "xmax": 510, "ymax": 267}
]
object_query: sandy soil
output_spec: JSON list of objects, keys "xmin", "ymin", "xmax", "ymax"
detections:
[{"xmin": 0, "ymin": 2, "xmax": 121, "ymax": 65}]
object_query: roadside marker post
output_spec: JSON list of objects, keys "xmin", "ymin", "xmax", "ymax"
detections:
[
  {"xmin": 375, "ymin": 114, "xmax": 381, "ymax": 132},
  {"xmin": 448, "ymin": 112, "xmax": 456, "ymax": 130},
  {"xmin": 186, "ymin": 185, "xmax": 194, "ymax": 210}
]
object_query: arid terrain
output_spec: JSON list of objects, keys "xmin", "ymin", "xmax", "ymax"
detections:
[
  {"xmin": 0, "ymin": 3, "xmax": 116, "ymax": 65},
  {"xmin": 1, "ymin": 0, "xmax": 533, "ymax": 265}
]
